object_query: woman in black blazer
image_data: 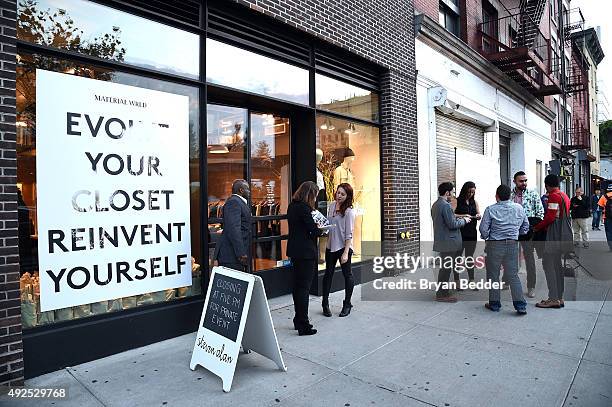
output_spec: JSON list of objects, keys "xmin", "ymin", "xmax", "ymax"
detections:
[{"xmin": 287, "ymin": 181, "xmax": 324, "ymax": 336}]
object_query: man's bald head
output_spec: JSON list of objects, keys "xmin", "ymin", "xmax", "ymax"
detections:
[{"xmin": 232, "ymin": 179, "xmax": 250, "ymax": 199}]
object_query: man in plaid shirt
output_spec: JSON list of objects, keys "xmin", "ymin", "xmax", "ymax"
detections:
[{"xmin": 510, "ymin": 171, "xmax": 544, "ymax": 298}]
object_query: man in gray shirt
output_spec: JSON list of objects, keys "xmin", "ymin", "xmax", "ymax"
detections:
[
  {"xmin": 479, "ymin": 184, "xmax": 529, "ymax": 314},
  {"xmin": 431, "ymin": 182, "xmax": 471, "ymax": 302}
]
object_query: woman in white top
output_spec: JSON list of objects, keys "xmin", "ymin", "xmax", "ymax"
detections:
[{"xmin": 322, "ymin": 183, "xmax": 356, "ymax": 317}]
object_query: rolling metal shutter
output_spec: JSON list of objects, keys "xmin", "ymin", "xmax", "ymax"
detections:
[{"xmin": 435, "ymin": 112, "xmax": 485, "ymax": 187}]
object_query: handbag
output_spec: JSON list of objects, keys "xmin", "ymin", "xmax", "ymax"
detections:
[{"xmin": 544, "ymin": 196, "xmax": 574, "ymax": 254}]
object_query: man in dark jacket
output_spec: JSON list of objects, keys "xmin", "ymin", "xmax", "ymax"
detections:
[
  {"xmin": 431, "ymin": 182, "xmax": 471, "ymax": 302},
  {"xmin": 570, "ymin": 187, "xmax": 590, "ymax": 248},
  {"xmin": 591, "ymin": 188, "xmax": 602, "ymax": 230},
  {"xmin": 215, "ymin": 179, "xmax": 251, "ymax": 272}
]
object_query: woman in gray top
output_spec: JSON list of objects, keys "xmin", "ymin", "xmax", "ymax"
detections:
[{"xmin": 322, "ymin": 183, "xmax": 356, "ymax": 317}]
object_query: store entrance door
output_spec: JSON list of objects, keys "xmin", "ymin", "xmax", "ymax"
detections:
[{"xmin": 205, "ymin": 95, "xmax": 315, "ymax": 298}]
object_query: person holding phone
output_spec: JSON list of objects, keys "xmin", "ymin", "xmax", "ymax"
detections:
[
  {"xmin": 321, "ymin": 183, "xmax": 356, "ymax": 317},
  {"xmin": 455, "ymin": 181, "xmax": 481, "ymax": 289},
  {"xmin": 287, "ymin": 181, "xmax": 325, "ymax": 336}
]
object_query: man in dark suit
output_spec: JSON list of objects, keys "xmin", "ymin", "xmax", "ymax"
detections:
[{"xmin": 215, "ymin": 179, "xmax": 251, "ymax": 272}]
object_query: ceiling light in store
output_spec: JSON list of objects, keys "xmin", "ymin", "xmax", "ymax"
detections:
[
  {"xmin": 208, "ymin": 144, "xmax": 229, "ymax": 154},
  {"xmin": 344, "ymin": 122, "xmax": 357, "ymax": 135},
  {"xmin": 320, "ymin": 118, "xmax": 335, "ymax": 130}
]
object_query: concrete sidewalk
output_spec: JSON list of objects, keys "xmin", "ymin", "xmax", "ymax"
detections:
[{"xmin": 18, "ymin": 229, "xmax": 612, "ymax": 407}]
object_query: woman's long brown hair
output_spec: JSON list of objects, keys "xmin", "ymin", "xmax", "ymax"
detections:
[
  {"xmin": 336, "ymin": 183, "xmax": 354, "ymax": 216},
  {"xmin": 292, "ymin": 181, "xmax": 319, "ymax": 209}
]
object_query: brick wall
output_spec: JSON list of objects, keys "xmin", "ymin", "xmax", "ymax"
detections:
[
  {"xmin": 463, "ymin": 0, "xmax": 482, "ymax": 49},
  {"xmin": 233, "ymin": 0, "xmax": 420, "ymax": 248},
  {"xmin": 0, "ymin": 0, "xmax": 22, "ymax": 387},
  {"xmin": 415, "ymin": 0, "xmax": 438, "ymax": 20}
]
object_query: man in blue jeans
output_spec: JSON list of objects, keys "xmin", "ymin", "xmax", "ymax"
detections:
[
  {"xmin": 591, "ymin": 188, "xmax": 602, "ymax": 230},
  {"xmin": 479, "ymin": 185, "xmax": 530, "ymax": 314}
]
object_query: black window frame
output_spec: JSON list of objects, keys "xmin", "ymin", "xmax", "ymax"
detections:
[{"xmin": 439, "ymin": 0, "xmax": 461, "ymax": 37}]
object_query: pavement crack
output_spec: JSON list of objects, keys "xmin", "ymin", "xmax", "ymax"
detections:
[{"xmin": 65, "ymin": 367, "xmax": 108, "ymax": 407}]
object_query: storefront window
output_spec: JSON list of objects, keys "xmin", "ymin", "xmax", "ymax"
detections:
[
  {"xmin": 316, "ymin": 115, "xmax": 381, "ymax": 268},
  {"xmin": 16, "ymin": 53, "xmax": 201, "ymax": 329},
  {"xmin": 315, "ymin": 74, "xmax": 379, "ymax": 122},
  {"xmin": 17, "ymin": 0, "xmax": 199, "ymax": 79},
  {"xmin": 206, "ymin": 38, "xmax": 309, "ymax": 105}
]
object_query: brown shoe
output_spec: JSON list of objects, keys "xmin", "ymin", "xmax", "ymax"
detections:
[
  {"xmin": 435, "ymin": 295, "xmax": 458, "ymax": 303},
  {"xmin": 535, "ymin": 299, "xmax": 561, "ymax": 308}
]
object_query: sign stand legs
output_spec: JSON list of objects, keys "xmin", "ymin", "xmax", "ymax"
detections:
[{"xmin": 241, "ymin": 277, "xmax": 287, "ymax": 372}]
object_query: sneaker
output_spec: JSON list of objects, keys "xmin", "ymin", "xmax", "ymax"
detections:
[
  {"xmin": 535, "ymin": 299, "xmax": 561, "ymax": 308},
  {"xmin": 485, "ymin": 303, "xmax": 500, "ymax": 312},
  {"xmin": 435, "ymin": 295, "xmax": 458, "ymax": 303},
  {"xmin": 526, "ymin": 288, "xmax": 535, "ymax": 298}
]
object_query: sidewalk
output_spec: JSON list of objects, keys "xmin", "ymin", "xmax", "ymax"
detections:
[{"xmin": 19, "ymin": 229, "xmax": 612, "ymax": 407}]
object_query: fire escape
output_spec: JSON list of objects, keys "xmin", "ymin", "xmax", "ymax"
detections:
[
  {"xmin": 563, "ymin": 8, "xmax": 590, "ymax": 151},
  {"xmin": 478, "ymin": 0, "xmax": 561, "ymax": 96}
]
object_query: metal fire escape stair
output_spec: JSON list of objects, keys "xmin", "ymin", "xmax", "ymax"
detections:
[{"xmin": 515, "ymin": 0, "xmax": 546, "ymax": 48}]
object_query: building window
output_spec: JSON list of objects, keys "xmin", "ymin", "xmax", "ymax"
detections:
[
  {"xmin": 206, "ymin": 38, "xmax": 309, "ymax": 105},
  {"xmin": 536, "ymin": 160, "xmax": 543, "ymax": 194},
  {"xmin": 566, "ymin": 109, "xmax": 572, "ymax": 144},
  {"xmin": 550, "ymin": 0, "xmax": 558, "ymax": 25},
  {"xmin": 554, "ymin": 99, "xmax": 561, "ymax": 142},
  {"xmin": 315, "ymin": 74, "xmax": 379, "ymax": 122},
  {"xmin": 17, "ymin": 0, "xmax": 200, "ymax": 79},
  {"xmin": 315, "ymin": 115, "xmax": 381, "ymax": 269},
  {"xmin": 439, "ymin": 0, "xmax": 460, "ymax": 37}
]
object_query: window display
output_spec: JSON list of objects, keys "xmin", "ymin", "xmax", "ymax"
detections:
[
  {"xmin": 316, "ymin": 115, "xmax": 381, "ymax": 268},
  {"xmin": 16, "ymin": 54, "xmax": 202, "ymax": 328}
]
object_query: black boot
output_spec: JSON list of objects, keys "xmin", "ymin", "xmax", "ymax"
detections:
[
  {"xmin": 322, "ymin": 299, "xmax": 332, "ymax": 317},
  {"xmin": 339, "ymin": 300, "xmax": 352, "ymax": 317},
  {"xmin": 293, "ymin": 318, "xmax": 313, "ymax": 330}
]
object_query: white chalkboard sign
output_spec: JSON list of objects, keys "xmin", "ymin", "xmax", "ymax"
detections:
[{"xmin": 190, "ymin": 266, "xmax": 286, "ymax": 392}]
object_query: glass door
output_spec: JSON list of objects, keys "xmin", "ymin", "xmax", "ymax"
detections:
[
  {"xmin": 206, "ymin": 105, "xmax": 291, "ymax": 273},
  {"xmin": 249, "ymin": 112, "xmax": 291, "ymax": 272}
]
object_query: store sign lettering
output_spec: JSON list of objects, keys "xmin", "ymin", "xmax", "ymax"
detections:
[{"xmin": 36, "ymin": 69, "xmax": 191, "ymax": 311}]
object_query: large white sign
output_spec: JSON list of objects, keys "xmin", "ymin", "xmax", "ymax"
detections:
[{"xmin": 36, "ymin": 69, "xmax": 191, "ymax": 311}]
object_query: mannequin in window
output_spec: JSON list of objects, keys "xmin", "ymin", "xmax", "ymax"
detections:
[
  {"xmin": 316, "ymin": 148, "xmax": 327, "ymax": 264},
  {"xmin": 316, "ymin": 148, "xmax": 325, "ymax": 191},
  {"xmin": 333, "ymin": 147, "xmax": 355, "ymax": 190}
]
